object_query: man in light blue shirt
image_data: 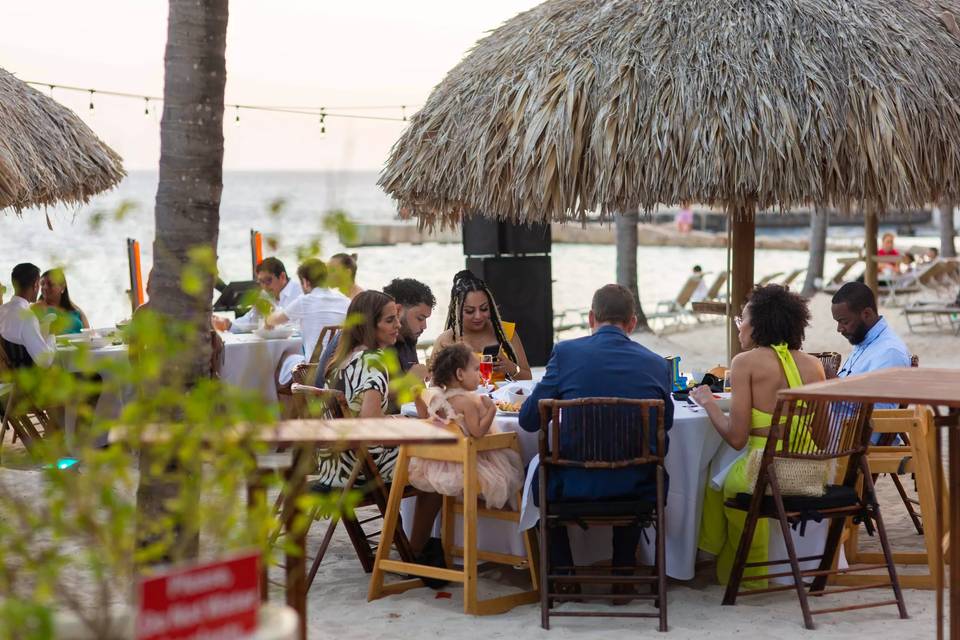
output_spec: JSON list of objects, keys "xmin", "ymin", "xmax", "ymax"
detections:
[{"xmin": 831, "ymin": 282, "xmax": 911, "ymax": 413}]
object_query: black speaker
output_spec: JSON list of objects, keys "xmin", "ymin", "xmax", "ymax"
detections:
[
  {"xmin": 466, "ymin": 256, "xmax": 553, "ymax": 366},
  {"xmin": 462, "ymin": 216, "xmax": 551, "ymax": 256}
]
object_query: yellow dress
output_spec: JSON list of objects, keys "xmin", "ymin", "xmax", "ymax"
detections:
[{"xmin": 698, "ymin": 343, "xmax": 807, "ymax": 588}]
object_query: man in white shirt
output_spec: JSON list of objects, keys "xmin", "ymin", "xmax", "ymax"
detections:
[
  {"xmin": 211, "ymin": 257, "xmax": 303, "ymax": 333},
  {"xmin": 0, "ymin": 263, "xmax": 55, "ymax": 368},
  {"xmin": 268, "ymin": 258, "xmax": 350, "ymax": 386}
]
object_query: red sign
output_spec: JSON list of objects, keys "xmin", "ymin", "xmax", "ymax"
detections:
[{"xmin": 137, "ymin": 551, "xmax": 260, "ymax": 640}]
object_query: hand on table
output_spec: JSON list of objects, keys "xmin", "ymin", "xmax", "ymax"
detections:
[
  {"xmin": 408, "ymin": 363, "xmax": 429, "ymax": 382},
  {"xmin": 689, "ymin": 384, "xmax": 716, "ymax": 408},
  {"xmin": 211, "ymin": 316, "xmax": 231, "ymax": 332},
  {"xmin": 492, "ymin": 358, "xmax": 519, "ymax": 377}
]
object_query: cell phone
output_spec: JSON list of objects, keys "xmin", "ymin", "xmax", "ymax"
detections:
[{"xmin": 481, "ymin": 344, "xmax": 501, "ymax": 358}]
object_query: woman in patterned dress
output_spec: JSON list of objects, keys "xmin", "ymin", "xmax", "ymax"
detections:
[{"xmin": 315, "ymin": 290, "xmax": 401, "ymax": 487}]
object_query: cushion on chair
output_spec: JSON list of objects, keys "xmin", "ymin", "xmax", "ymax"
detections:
[
  {"xmin": 733, "ymin": 484, "xmax": 859, "ymax": 513},
  {"xmin": 547, "ymin": 498, "xmax": 656, "ymax": 520}
]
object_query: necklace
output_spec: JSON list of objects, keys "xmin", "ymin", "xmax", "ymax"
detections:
[{"xmin": 839, "ymin": 321, "xmax": 888, "ymax": 377}]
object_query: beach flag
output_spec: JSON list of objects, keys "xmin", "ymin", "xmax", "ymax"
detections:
[
  {"xmin": 126, "ymin": 238, "xmax": 144, "ymax": 313},
  {"xmin": 250, "ymin": 229, "xmax": 263, "ymax": 277}
]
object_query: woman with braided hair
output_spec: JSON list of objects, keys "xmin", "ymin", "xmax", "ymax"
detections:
[{"xmin": 430, "ymin": 270, "xmax": 532, "ymax": 381}]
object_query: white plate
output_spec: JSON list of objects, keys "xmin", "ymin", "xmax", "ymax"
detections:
[{"xmin": 253, "ymin": 327, "xmax": 295, "ymax": 340}]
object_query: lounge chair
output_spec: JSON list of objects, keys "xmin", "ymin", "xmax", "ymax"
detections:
[
  {"xmin": 649, "ymin": 275, "xmax": 703, "ymax": 329},
  {"xmin": 756, "ymin": 271, "xmax": 784, "ymax": 286},
  {"xmin": 702, "ymin": 270, "xmax": 728, "ymax": 301},
  {"xmin": 823, "ymin": 256, "xmax": 862, "ymax": 294},
  {"xmin": 553, "ymin": 308, "xmax": 589, "ymax": 337},
  {"xmin": 903, "ymin": 300, "xmax": 960, "ymax": 335},
  {"xmin": 780, "ymin": 267, "xmax": 806, "ymax": 288}
]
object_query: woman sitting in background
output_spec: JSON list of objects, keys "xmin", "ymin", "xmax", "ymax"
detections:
[
  {"xmin": 33, "ymin": 268, "xmax": 89, "ymax": 334},
  {"xmin": 692, "ymin": 284, "xmax": 825, "ymax": 587},
  {"xmin": 430, "ymin": 270, "xmax": 531, "ymax": 381}
]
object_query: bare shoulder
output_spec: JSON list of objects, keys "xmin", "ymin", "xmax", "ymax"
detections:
[
  {"xmin": 435, "ymin": 329, "xmax": 454, "ymax": 346},
  {"xmin": 794, "ymin": 350, "xmax": 827, "ymax": 381}
]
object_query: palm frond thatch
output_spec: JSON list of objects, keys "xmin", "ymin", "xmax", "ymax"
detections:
[
  {"xmin": 381, "ymin": 0, "xmax": 960, "ymax": 228},
  {"xmin": 0, "ymin": 68, "xmax": 125, "ymax": 214}
]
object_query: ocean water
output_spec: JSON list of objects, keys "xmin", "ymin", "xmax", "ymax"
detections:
[{"xmin": 0, "ymin": 171, "xmax": 940, "ymax": 340}]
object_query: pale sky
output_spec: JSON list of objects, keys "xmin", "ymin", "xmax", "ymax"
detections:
[{"xmin": 2, "ymin": 1, "xmax": 541, "ymax": 170}]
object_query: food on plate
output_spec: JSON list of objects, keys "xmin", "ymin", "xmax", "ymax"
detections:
[{"xmin": 495, "ymin": 400, "xmax": 523, "ymax": 413}]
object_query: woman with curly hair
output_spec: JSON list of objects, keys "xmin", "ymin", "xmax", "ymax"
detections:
[
  {"xmin": 691, "ymin": 284, "xmax": 825, "ymax": 587},
  {"xmin": 430, "ymin": 270, "xmax": 532, "ymax": 381}
]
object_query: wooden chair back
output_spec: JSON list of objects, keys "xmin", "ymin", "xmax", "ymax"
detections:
[
  {"xmin": 0, "ymin": 341, "xmax": 60, "ymax": 453},
  {"xmin": 537, "ymin": 397, "xmax": 665, "ymax": 468},
  {"xmin": 291, "ymin": 386, "xmax": 350, "ymax": 420},
  {"xmin": 307, "ymin": 325, "xmax": 341, "ymax": 365},
  {"xmin": 809, "ymin": 351, "xmax": 842, "ymax": 376},
  {"xmin": 763, "ymin": 396, "xmax": 872, "ymax": 468}
]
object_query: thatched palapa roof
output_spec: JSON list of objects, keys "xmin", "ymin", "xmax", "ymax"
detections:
[
  {"xmin": 0, "ymin": 68, "xmax": 125, "ymax": 214},
  {"xmin": 381, "ymin": 0, "xmax": 960, "ymax": 227}
]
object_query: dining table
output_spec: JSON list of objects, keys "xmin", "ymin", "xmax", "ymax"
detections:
[
  {"xmin": 400, "ymin": 382, "xmax": 830, "ymax": 581},
  {"xmin": 110, "ymin": 417, "xmax": 458, "ymax": 640},
  {"xmin": 778, "ymin": 367, "xmax": 960, "ymax": 640}
]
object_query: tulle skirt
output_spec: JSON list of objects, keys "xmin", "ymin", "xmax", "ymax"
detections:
[{"xmin": 408, "ymin": 427, "xmax": 524, "ymax": 510}]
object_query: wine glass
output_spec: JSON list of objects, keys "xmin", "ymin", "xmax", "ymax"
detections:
[{"xmin": 479, "ymin": 354, "xmax": 494, "ymax": 389}]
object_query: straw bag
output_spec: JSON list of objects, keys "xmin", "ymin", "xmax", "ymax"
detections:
[{"xmin": 743, "ymin": 450, "xmax": 833, "ymax": 497}]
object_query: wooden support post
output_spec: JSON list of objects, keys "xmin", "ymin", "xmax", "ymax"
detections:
[
  {"xmin": 729, "ymin": 207, "xmax": 756, "ymax": 359},
  {"xmin": 864, "ymin": 207, "xmax": 879, "ymax": 300}
]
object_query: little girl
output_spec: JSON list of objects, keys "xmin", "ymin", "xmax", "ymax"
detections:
[{"xmin": 408, "ymin": 343, "xmax": 524, "ymax": 509}]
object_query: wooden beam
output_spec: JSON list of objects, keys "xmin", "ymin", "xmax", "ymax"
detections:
[
  {"xmin": 729, "ymin": 208, "xmax": 756, "ymax": 359},
  {"xmin": 864, "ymin": 207, "xmax": 879, "ymax": 299}
]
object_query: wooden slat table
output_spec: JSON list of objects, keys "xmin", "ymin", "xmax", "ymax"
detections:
[
  {"xmin": 779, "ymin": 368, "xmax": 960, "ymax": 640},
  {"xmin": 112, "ymin": 418, "xmax": 458, "ymax": 640}
]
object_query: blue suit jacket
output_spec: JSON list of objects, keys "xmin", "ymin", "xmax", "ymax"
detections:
[{"xmin": 518, "ymin": 325, "xmax": 674, "ymax": 503}]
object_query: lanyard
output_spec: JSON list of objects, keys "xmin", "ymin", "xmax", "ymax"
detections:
[{"xmin": 839, "ymin": 322, "xmax": 887, "ymax": 377}]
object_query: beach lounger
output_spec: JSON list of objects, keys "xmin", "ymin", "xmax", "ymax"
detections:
[
  {"xmin": 780, "ymin": 267, "xmax": 806, "ymax": 288},
  {"xmin": 553, "ymin": 308, "xmax": 589, "ymax": 337},
  {"xmin": 703, "ymin": 270, "xmax": 728, "ymax": 301},
  {"xmin": 903, "ymin": 301, "xmax": 960, "ymax": 335},
  {"xmin": 649, "ymin": 275, "xmax": 703, "ymax": 329},
  {"xmin": 823, "ymin": 256, "xmax": 862, "ymax": 294},
  {"xmin": 756, "ymin": 271, "xmax": 784, "ymax": 286}
]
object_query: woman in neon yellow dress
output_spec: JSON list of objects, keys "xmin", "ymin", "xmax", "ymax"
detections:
[{"xmin": 692, "ymin": 285, "xmax": 825, "ymax": 587}]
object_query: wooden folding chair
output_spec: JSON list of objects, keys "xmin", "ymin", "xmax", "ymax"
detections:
[
  {"xmin": 722, "ymin": 396, "xmax": 908, "ymax": 630},
  {"xmin": 0, "ymin": 341, "xmax": 60, "ymax": 455},
  {"xmin": 839, "ymin": 406, "xmax": 950, "ymax": 589},
  {"xmin": 368, "ymin": 427, "xmax": 538, "ymax": 615},
  {"xmin": 537, "ymin": 397, "xmax": 667, "ymax": 631}
]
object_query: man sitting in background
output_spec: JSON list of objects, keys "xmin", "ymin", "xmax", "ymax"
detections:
[
  {"xmin": 518, "ymin": 284, "xmax": 674, "ymax": 599},
  {"xmin": 316, "ymin": 278, "xmax": 435, "ymax": 390},
  {"xmin": 212, "ymin": 257, "xmax": 302, "ymax": 332},
  {"xmin": 0, "ymin": 263, "xmax": 55, "ymax": 368},
  {"xmin": 269, "ymin": 258, "xmax": 350, "ymax": 387}
]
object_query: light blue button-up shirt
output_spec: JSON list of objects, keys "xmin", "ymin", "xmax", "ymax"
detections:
[{"xmin": 839, "ymin": 316, "xmax": 911, "ymax": 410}]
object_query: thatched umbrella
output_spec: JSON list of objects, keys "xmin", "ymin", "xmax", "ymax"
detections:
[
  {"xmin": 381, "ymin": 0, "xmax": 960, "ymax": 356},
  {"xmin": 0, "ymin": 67, "xmax": 125, "ymax": 214}
]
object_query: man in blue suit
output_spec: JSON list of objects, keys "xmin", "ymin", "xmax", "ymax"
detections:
[{"xmin": 519, "ymin": 284, "xmax": 673, "ymax": 583}]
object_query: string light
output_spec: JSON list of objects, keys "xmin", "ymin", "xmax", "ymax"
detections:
[
  {"xmin": 320, "ymin": 108, "xmax": 326, "ymax": 135},
  {"xmin": 26, "ymin": 79, "xmax": 412, "ymax": 123}
]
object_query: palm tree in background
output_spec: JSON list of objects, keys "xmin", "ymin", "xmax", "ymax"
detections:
[{"xmin": 616, "ymin": 211, "xmax": 652, "ymax": 332}]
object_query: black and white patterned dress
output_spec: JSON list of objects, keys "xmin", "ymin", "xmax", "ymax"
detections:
[{"xmin": 314, "ymin": 349, "xmax": 399, "ymax": 487}]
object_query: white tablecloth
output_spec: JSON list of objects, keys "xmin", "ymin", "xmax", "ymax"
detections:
[{"xmin": 401, "ymin": 383, "xmax": 829, "ymax": 581}]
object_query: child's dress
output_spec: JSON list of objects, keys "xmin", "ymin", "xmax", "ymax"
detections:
[{"xmin": 408, "ymin": 387, "xmax": 524, "ymax": 509}]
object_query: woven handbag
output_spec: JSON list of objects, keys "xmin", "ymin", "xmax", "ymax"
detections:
[{"xmin": 743, "ymin": 450, "xmax": 833, "ymax": 497}]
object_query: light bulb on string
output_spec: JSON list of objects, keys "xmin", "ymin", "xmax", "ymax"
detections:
[
  {"xmin": 402, "ymin": 105, "xmax": 407, "ymax": 121},
  {"xmin": 48, "ymin": 84, "xmax": 54, "ymax": 97},
  {"xmin": 144, "ymin": 97, "xmax": 150, "ymax": 116},
  {"xmin": 234, "ymin": 105, "xmax": 240, "ymax": 126},
  {"xmin": 88, "ymin": 89, "xmax": 95, "ymax": 112},
  {"xmin": 319, "ymin": 109, "xmax": 327, "ymax": 138}
]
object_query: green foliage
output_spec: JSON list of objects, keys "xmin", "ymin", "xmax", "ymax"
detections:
[{"xmin": 322, "ymin": 208, "xmax": 357, "ymax": 246}]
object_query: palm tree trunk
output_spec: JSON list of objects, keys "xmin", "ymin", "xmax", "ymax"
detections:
[
  {"xmin": 801, "ymin": 206, "xmax": 830, "ymax": 297},
  {"xmin": 616, "ymin": 210, "xmax": 651, "ymax": 332},
  {"xmin": 941, "ymin": 200, "xmax": 957, "ymax": 258},
  {"xmin": 136, "ymin": 0, "xmax": 229, "ymax": 565}
]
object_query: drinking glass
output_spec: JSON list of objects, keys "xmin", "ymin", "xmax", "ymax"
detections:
[
  {"xmin": 723, "ymin": 371, "xmax": 732, "ymax": 393},
  {"xmin": 479, "ymin": 354, "xmax": 494, "ymax": 388}
]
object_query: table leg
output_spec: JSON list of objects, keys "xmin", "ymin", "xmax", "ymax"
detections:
[{"xmin": 283, "ymin": 446, "xmax": 310, "ymax": 640}]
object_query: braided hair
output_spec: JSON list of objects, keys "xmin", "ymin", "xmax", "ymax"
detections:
[{"xmin": 444, "ymin": 270, "xmax": 519, "ymax": 365}]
